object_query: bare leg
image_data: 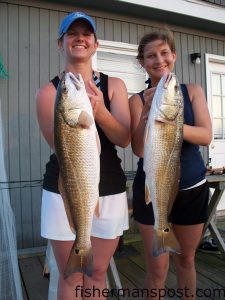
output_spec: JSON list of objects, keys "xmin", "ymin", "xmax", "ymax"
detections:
[
  {"xmin": 139, "ymin": 223, "xmax": 169, "ymax": 300},
  {"xmin": 83, "ymin": 236, "xmax": 120, "ymax": 300},
  {"xmin": 51, "ymin": 240, "xmax": 83, "ymax": 300},
  {"xmin": 172, "ymin": 224, "xmax": 204, "ymax": 300}
]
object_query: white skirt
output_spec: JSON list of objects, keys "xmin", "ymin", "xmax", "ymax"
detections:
[{"xmin": 41, "ymin": 189, "xmax": 129, "ymax": 240}]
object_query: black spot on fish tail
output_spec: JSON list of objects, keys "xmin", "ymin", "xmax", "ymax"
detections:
[
  {"xmin": 64, "ymin": 245, "xmax": 93, "ymax": 279},
  {"xmin": 152, "ymin": 227, "xmax": 181, "ymax": 257}
]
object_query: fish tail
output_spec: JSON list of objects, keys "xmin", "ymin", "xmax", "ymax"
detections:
[
  {"xmin": 64, "ymin": 244, "xmax": 93, "ymax": 279},
  {"xmin": 152, "ymin": 227, "xmax": 180, "ymax": 257}
]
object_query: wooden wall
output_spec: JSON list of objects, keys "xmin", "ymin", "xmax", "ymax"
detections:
[
  {"xmin": 0, "ymin": 0, "xmax": 225, "ymax": 249},
  {"xmin": 202, "ymin": 0, "xmax": 225, "ymax": 7}
]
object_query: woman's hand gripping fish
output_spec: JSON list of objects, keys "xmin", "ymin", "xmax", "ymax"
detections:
[
  {"xmin": 143, "ymin": 73, "xmax": 183, "ymax": 256},
  {"xmin": 54, "ymin": 72, "xmax": 100, "ymax": 278}
]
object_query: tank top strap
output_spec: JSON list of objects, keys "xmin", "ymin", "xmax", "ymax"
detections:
[
  {"xmin": 92, "ymin": 71, "xmax": 101, "ymax": 89},
  {"xmin": 51, "ymin": 76, "xmax": 60, "ymax": 89},
  {"xmin": 180, "ymin": 83, "xmax": 194, "ymax": 125},
  {"xmin": 99, "ymin": 72, "xmax": 110, "ymax": 110},
  {"xmin": 138, "ymin": 90, "xmax": 145, "ymax": 104},
  {"xmin": 138, "ymin": 78, "xmax": 151, "ymax": 104},
  {"xmin": 180, "ymin": 84, "xmax": 190, "ymax": 101}
]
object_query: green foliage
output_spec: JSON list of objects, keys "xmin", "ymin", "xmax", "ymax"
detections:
[{"xmin": 0, "ymin": 55, "xmax": 9, "ymax": 79}]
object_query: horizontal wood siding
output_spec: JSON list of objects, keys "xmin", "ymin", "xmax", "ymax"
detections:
[
  {"xmin": 202, "ymin": 0, "xmax": 225, "ymax": 7},
  {"xmin": 0, "ymin": 1, "xmax": 225, "ymax": 248}
]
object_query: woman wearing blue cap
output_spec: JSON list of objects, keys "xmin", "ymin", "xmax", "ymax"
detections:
[{"xmin": 36, "ymin": 12, "xmax": 130, "ymax": 299}]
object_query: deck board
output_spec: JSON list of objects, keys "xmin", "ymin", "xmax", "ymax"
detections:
[
  {"xmin": 195, "ymin": 254, "xmax": 225, "ymax": 287},
  {"xmin": 19, "ymin": 256, "xmax": 49, "ymax": 300}
]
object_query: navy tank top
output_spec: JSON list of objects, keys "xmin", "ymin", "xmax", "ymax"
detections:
[
  {"xmin": 135, "ymin": 83, "xmax": 206, "ymax": 190},
  {"xmin": 43, "ymin": 72, "xmax": 126, "ymax": 196}
]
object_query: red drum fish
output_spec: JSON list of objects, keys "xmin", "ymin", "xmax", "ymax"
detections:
[
  {"xmin": 54, "ymin": 72, "xmax": 100, "ymax": 278},
  {"xmin": 144, "ymin": 73, "xmax": 183, "ymax": 256}
]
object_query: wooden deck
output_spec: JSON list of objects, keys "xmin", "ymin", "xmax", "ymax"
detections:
[
  {"xmin": 17, "ymin": 173, "xmax": 225, "ymax": 299},
  {"xmin": 19, "ymin": 220, "xmax": 225, "ymax": 300}
]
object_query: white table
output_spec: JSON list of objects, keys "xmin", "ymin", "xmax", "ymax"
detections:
[{"xmin": 204, "ymin": 175, "xmax": 225, "ymax": 256}]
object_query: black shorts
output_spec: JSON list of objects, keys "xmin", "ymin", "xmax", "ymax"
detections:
[{"xmin": 132, "ymin": 180, "xmax": 209, "ymax": 226}]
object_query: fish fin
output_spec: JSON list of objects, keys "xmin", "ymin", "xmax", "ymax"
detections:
[
  {"xmin": 155, "ymin": 118, "xmax": 176, "ymax": 126},
  {"xmin": 144, "ymin": 125, "xmax": 149, "ymax": 144},
  {"xmin": 94, "ymin": 199, "xmax": 100, "ymax": 218},
  {"xmin": 64, "ymin": 245, "xmax": 93, "ymax": 279},
  {"xmin": 152, "ymin": 226, "xmax": 180, "ymax": 257},
  {"xmin": 95, "ymin": 131, "xmax": 101, "ymax": 155},
  {"xmin": 145, "ymin": 184, "xmax": 151, "ymax": 205},
  {"xmin": 63, "ymin": 108, "xmax": 80, "ymax": 127},
  {"xmin": 58, "ymin": 174, "xmax": 75, "ymax": 233},
  {"xmin": 78, "ymin": 110, "xmax": 94, "ymax": 128},
  {"xmin": 43, "ymin": 263, "xmax": 49, "ymax": 277}
]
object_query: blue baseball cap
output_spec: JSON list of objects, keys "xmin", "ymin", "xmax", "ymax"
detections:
[{"xmin": 58, "ymin": 12, "xmax": 96, "ymax": 39}]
